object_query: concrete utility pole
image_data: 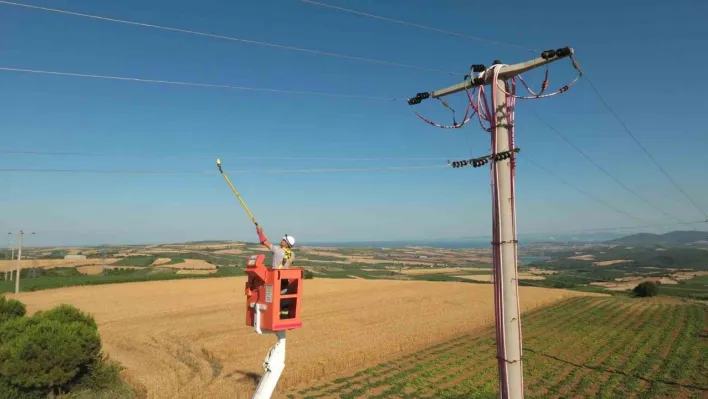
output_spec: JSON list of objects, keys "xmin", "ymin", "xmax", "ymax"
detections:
[
  {"xmin": 10, "ymin": 230, "xmax": 35, "ymax": 294},
  {"xmin": 6, "ymin": 233, "xmax": 13, "ymax": 281},
  {"xmin": 410, "ymin": 47, "xmax": 575, "ymax": 399}
]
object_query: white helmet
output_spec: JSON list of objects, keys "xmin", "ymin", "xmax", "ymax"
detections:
[{"xmin": 283, "ymin": 235, "xmax": 295, "ymax": 247}]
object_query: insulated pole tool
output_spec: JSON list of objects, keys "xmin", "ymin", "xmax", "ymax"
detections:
[{"xmin": 216, "ymin": 158, "xmax": 258, "ymax": 226}]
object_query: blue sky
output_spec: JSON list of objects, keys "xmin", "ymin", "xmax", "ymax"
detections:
[{"xmin": 1, "ymin": 0, "xmax": 707, "ymax": 246}]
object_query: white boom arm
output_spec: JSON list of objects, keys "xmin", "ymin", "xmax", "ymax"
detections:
[{"xmin": 251, "ymin": 331, "xmax": 287, "ymax": 399}]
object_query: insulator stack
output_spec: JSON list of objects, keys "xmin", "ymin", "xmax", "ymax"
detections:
[
  {"xmin": 449, "ymin": 148, "xmax": 520, "ymax": 169},
  {"xmin": 407, "ymin": 91, "xmax": 430, "ymax": 105}
]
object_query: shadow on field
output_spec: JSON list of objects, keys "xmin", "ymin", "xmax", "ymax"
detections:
[
  {"xmin": 225, "ymin": 369, "xmax": 261, "ymax": 387},
  {"xmin": 525, "ymin": 348, "xmax": 707, "ymax": 392}
]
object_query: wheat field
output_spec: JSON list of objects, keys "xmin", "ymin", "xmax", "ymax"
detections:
[
  {"xmin": 0, "ymin": 258, "xmax": 119, "ymax": 271},
  {"xmin": 10, "ymin": 277, "xmax": 601, "ymax": 399}
]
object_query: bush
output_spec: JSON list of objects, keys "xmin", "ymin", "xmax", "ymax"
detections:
[
  {"xmin": 633, "ymin": 281, "xmax": 659, "ymax": 297},
  {"xmin": 0, "ymin": 318, "xmax": 102, "ymax": 392},
  {"xmin": 36, "ymin": 304, "xmax": 97, "ymax": 330},
  {"xmin": 0, "ymin": 300, "xmax": 124, "ymax": 397},
  {"xmin": 304, "ymin": 270, "xmax": 315, "ymax": 279},
  {"xmin": 0, "ymin": 295, "xmax": 26, "ymax": 324}
]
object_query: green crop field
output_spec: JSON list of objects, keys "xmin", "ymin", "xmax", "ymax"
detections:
[{"xmin": 287, "ymin": 297, "xmax": 707, "ymax": 399}]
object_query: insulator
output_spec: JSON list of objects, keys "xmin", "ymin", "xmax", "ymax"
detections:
[
  {"xmin": 492, "ymin": 59, "xmax": 502, "ymax": 65},
  {"xmin": 417, "ymin": 92, "xmax": 430, "ymax": 100},
  {"xmin": 471, "ymin": 64, "xmax": 486, "ymax": 73},
  {"xmin": 473, "ymin": 77, "xmax": 484, "ymax": 85},
  {"xmin": 541, "ymin": 49, "xmax": 556, "ymax": 59},
  {"xmin": 556, "ymin": 47, "xmax": 571, "ymax": 57},
  {"xmin": 407, "ymin": 97, "xmax": 422, "ymax": 105}
]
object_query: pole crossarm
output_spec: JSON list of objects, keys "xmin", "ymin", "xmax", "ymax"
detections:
[{"xmin": 407, "ymin": 47, "xmax": 575, "ymax": 103}]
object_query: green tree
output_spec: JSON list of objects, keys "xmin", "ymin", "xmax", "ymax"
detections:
[
  {"xmin": 633, "ymin": 281, "xmax": 659, "ymax": 297},
  {"xmin": 0, "ymin": 317, "xmax": 101, "ymax": 393},
  {"xmin": 0, "ymin": 295, "xmax": 26, "ymax": 324},
  {"xmin": 0, "ymin": 301, "xmax": 123, "ymax": 397},
  {"xmin": 35, "ymin": 303, "xmax": 97, "ymax": 330}
]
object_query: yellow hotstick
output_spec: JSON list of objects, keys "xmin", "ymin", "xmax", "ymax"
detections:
[{"xmin": 216, "ymin": 158, "xmax": 258, "ymax": 225}]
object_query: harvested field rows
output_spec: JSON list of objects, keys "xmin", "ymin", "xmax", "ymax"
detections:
[
  {"xmin": 155, "ymin": 259, "xmax": 216, "ymax": 270},
  {"xmin": 9, "ymin": 278, "xmax": 595, "ymax": 399},
  {"xmin": 152, "ymin": 258, "xmax": 172, "ymax": 266},
  {"xmin": 76, "ymin": 265, "xmax": 144, "ymax": 275},
  {"xmin": 288, "ymin": 297, "xmax": 707, "ymax": 399},
  {"xmin": 0, "ymin": 258, "xmax": 119, "ymax": 271}
]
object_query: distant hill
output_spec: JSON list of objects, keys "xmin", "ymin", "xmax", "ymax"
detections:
[{"xmin": 605, "ymin": 230, "xmax": 708, "ymax": 246}]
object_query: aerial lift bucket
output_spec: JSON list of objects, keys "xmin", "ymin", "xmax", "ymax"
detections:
[{"xmin": 244, "ymin": 254, "xmax": 303, "ymax": 399}]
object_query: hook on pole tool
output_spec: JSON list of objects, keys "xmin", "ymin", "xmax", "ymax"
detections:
[{"xmin": 216, "ymin": 158, "xmax": 258, "ymax": 226}]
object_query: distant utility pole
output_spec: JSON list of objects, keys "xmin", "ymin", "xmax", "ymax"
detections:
[
  {"xmin": 6, "ymin": 233, "xmax": 13, "ymax": 281},
  {"xmin": 9, "ymin": 230, "xmax": 35, "ymax": 294},
  {"xmin": 409, "ymin": 47, "xmax": 576, "ymax": 399}
]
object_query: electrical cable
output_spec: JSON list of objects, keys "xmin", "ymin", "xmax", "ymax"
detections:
[
  {"xmin": 0, "ymin": 149, "xmax": 458, "ymax": 162},
  {"xmin": 0, "ymin": 0, "xmax": 459, "ymax": 76},
  {"xmin": 584, "ymin": 76, "xmax": 708, "ymax": 220},
  {"xmin": 0, "ymin": 67, "xmax": 397, "ymax": 100},
  {"xmin": 525, "ymin": 105, "xmax": 685, "ymax": 224},
  {"xmin": 519, "ymin": 155, "xmax": 650, "ymax": 226},
  {"xmin": 452, "ymin": 219, "xmax": 707, "ymax": 241},
  {"xmin": 300, "ymin": 0, "xmax": 704, "ymax": 225},
  {"xmin": 298, "ymin": 0, "xmax": 537, "ymax": 52},
  {"xmin": 0, "ymin": 164, "xmax": 448, "ymax": 175}
]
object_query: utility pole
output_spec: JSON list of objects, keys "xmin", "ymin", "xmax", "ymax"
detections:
[
  {"xmin": 10, "ymin": 230, "xmax": 35, "ymax": 294},
  {"xmin": 6, "ymin": 233, "xmax": 13, "ymax": 281},
  {"xmin": 408, "ymin": 47, "xmax": 576, "ymax": 399}
]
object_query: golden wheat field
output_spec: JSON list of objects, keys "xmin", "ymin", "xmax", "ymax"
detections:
[
  {"xmin": 10, "ymin": 278, "xmax": 601, "ymax": 399},
  {"xmin": 0, "ymin": 258, "xmax": 119, "ymax": 271}
]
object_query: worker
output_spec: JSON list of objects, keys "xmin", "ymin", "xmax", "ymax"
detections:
[
  {"xmin": 256, "ymin": 224, "xmax": 295, "ymax": 270},
  {"xmin": 256, "ymin": 224, "xmax": 296, "ymax": 318}
]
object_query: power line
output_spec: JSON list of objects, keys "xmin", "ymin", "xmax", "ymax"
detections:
[
  {"xmin": 298, "ymin": 0, "xmax": 707, "ymax": 221},
  {"xmin": 299, "ymin": 0, "xmax": 536, "ymax": 52},
  {"xmin": 0, "ymin": 0, "xmax": 459, "ymax": 76},
  {"xmin": 519, "ymin": 155, "xmax": 650, "ymax": 225},
  {"xmin": 524, "ymin": 105, "xmax": 685, "ymax": 223},
  {"xmin": 584, "ymin": 77, "xmax": 708, "ymax": 220},
  {"xmin": 454, "ymin": 219, "xmax": 708, "ymax": 241},
  {"xmin": 0, "ymin": 149, "xmax": 455, "ymax": 162},
  {"xmin": 0, "ymin": 164, "xmax": 447, "ymax": 175},
  {"xmin": 0, "ymin": 67, "xmax": 396, "ymax": 100}
]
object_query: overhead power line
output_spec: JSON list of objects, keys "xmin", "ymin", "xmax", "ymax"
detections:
[
  {"xmin": 0, "ymin": 67, "xmax": 396, "ymax": 100},
  {"xmin": 0, "ymin": 0, "xmax": 459, "ymax": 76},
  {"xmin": 584, "ymin": 77, "xmax": 708, "ymax": 220},
  {"xmin": 299, "ymin": 0, "xmax": 536, "ymax": 52},
  {"xmin": 525, "ymin": 105, "xmax": 685, "ymax": 223},
  {"xmin": 519, "ymin": 155, "xmax": 650, "ymax": 226},
  {"xmin": 300, "ymin": 0, "xmax": 707, "ymax": 223},
  {"xmin": 0, "ymin": 164, "xmax": 447, "ymax": 175},
  {"xmin": 0, "ymin": 149, "xmax": 455, "ymax": 162},
  {"xmin": 455, "ymin": 219, "xmax": 708, "ymax": 241}
]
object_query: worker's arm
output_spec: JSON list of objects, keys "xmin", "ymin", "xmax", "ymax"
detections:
[{"xmin": 256, "ymin": 224, "xmax": 273, "ymax": 250}]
